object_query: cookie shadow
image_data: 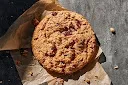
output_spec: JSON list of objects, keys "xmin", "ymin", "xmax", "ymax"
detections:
[
  {"xmin": 111, "ymin": 82, "xmax": 113, "ymax": 85},
  {"xmin": 98, "ymin": 52, "xmax": 106, "ymax": 64},
  {"xmin": 46, "ymin": 44, "xmax": 99, "ymax": 81},
  {"xmin": 47, "ymin": 58, "xmax": 97, "ymax": 81},
  {"xmin": 95, "ymin": 35, "xmax": 106, "ymax": 64},
  {"xmin": 46, "ymin": 38, "xmax": 101, "ymax": 81}
]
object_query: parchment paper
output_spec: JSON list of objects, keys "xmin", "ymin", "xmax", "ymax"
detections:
[
  {"xmin": 10, "ymin": 47, "xmax": 110, "ymax": 85},
  {"xmin": 0, "ymin": 0, "xmax": 111, "ymax": 85},
  {"xmin": 0, "ymin": 0, "xmax": 65, "ymax": 50}
]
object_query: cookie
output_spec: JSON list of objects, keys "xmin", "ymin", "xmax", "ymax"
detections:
[{"xmin": 32, "ymin": 11, "xmax": 98, "ymax": 74}]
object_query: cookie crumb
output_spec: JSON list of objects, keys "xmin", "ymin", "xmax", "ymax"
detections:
[
  {"xmin": 29, "ymin": 71, "xmax": 33, "ymax": 76},
  {"xmin": 15, "ymin": 60, "xmax": 21, "ymax": 65},
  {"xmin": 110, "ymin": 28, "xmax": 115, "ymax": 34},
  {"xmin": 23, "ymin": 50, "xmax": 28, "ymax": 53},
  {"xmin": 22, "ymin": 53, "xmax": 28, "ymax": 57},
  {"xmin": 114, "ymin": 65, "xmax": 118, "ymax": 69},
  {"xmin": 84, "ymin": 79, "xmax": 90, "ymax": 84},
  {"xmin": 33, "ymin": 18, "xmax": 39, "ymax": 26},
  {"xmin": 95, "ymin": 76, "xmax": 98, "ymax": 78},
  {"xmin": 21, "ymin": 50, "xmax": 28, "ymax": 57},
  {"xmin": 0, "ymin": 81, "xmax": 2, "ymax": 83},
  {"xmin": 56, "ymin": 78, "xmax": 64, "ymax": 84}
]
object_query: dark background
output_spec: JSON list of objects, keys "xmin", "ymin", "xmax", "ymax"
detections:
[
  {"xmin": 0, "ymin": 0, "xmax": 36, "ymax": 37},
  {"xmin": 0, "ymin": 0, "xmax": 36, "ymax": 85}
]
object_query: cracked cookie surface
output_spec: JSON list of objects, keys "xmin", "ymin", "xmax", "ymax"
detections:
[{"xmin": 32, "ymin": 11, "xmax": 98, "ymax": 74}]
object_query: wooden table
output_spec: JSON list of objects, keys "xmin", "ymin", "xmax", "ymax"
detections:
[{"xmin": 0, "ymin": 0, "xmax": 128, "ymax": 85}]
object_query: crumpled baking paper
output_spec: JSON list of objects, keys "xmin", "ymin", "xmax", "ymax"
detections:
[
  {"xmin": 11, "ymin": 47, "xmax": 110, "ymax": 85},
  {"xmin": 0, "ymin": 0, "xmax": 111, "ymax": 85}
]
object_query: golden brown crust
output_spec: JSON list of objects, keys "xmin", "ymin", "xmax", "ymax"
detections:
[{"xmin": 32, "ymin": 11, "xmax": 98, "ymax": 74}]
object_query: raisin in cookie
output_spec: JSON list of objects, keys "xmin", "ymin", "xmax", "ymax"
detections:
[{"xmin": 32, "ymin": 11, "xmax": 98, "ymax": 74}]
